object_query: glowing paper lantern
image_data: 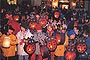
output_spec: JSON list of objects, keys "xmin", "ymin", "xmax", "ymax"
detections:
[
  {"xmin": 29, "ymin": 22, "xmax": 37, "ymax": 29},
  {"xmin": 7, "ymin": 0, "xmax": 17, "ymax": 5},
  {"xmin": 3, "ymin": 37, "xmax": 10, "ymax": 48},
  {"xmin": 52, "ymin": 0, "xmax": 58, "ymax": 8},
  {"xmin": 71, "ymin": 2, "xmax": 76, "ymax": 7},
  {"xmin": 13, "ymin": 15, "xmax": 20, "ymax": 21},
  {"xmin": 39, "ymin": 18, "xmax": 47, "ymax": 26},
  {"xmin": 54, "ymin": 11, "xmax": 60, "ymax": 18},
  {"xmin": 47, "ymin": 38, "xmax": 57, "ymax": 52},
  {"xmin": 77, "ymin": 43, "xmax": 87, "ymax": 54},
  {"xmin": 24, "ymin": 44, "xmax": 36, "ymax": 54},
  {"xmin": 55, "ymin": 34, "xmax": 61, "ymax": 44},
  {"xmin": 65, "ymin": 51, "xmax": 76, "ymax": 60}
]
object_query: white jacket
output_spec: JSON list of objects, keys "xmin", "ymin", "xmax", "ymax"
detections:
[{"xmin": 16, "ymin": 29, "xmax": 33, "ymax": 55}]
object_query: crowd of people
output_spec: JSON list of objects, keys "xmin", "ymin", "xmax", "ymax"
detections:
[{"xmin": 0, "ymin": 1, "xmax": 90, "ymax": 60}]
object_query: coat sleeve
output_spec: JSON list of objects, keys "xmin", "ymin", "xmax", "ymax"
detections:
[
  {"xmin": 0, "ymin": 34, "xmax": 5, "ymax": 47},
  {"xmin": 10, "ymin": 35, "xmax": 18, "ymax": 46}
]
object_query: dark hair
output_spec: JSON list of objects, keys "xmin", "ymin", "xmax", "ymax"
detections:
[{"xmin": 8, "ymin": 25, "xmax": 15, "ymax": 31}]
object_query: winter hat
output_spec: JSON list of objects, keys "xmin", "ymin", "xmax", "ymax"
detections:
[
  {"xmin": 67, "ymin": 30, "xmax": 75, "ymax": 37},
  {"xmin": 35, "ymin": 24, "xmax": 42, "ymax": 30},
  {"xmin": 21, "ymin": 20, "xmax": 29, "ymax": 29}
]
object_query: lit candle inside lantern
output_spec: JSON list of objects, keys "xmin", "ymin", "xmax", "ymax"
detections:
[
  {"xmin": 3, "ymin": 37, "xmax": 10, "ymax": 48},
  {"xmin": 29, "ymin": 48, "xmax": 31, "ymax": 51},
  {"xmin": 50, "ymin": 45, "xmax": 52, "ymax": 48},
  {"xmin": 58, "ymin": 40, "xmax": 60, "ymax": 43}
]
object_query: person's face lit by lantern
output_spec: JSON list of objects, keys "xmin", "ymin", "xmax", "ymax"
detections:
[
  {"xmin": 74, "ymin": 27, "xmax": 79, "ymax": 35},
  {"xmin": 21, "ymin": 26, "xmax": 26, "ymax": 32},
  {"xmin": 61, "ymin": 28, "xmax": 66, "ymax": 33},
  {"xmin": 70, "ymin": 34, "xmax": 75, "ymax": 39},
  {"xmin": 8, "ymin": 29, "xmax": 14, "ymax": 35}
]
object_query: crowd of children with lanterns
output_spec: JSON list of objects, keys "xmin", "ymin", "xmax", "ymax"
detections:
[{"xmin": 0, "ymin": 2, "xmax": 90, "ymax": 60}]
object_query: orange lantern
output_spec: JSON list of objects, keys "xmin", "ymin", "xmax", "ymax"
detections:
[
  {"xmin": 24, "ymin": 44, "xmax": 36, "ymax": 54},
  {"xmin": 47, "ymin": 38, "xmax": 57, "ymax": 52},
  {"xmin": 52, "ymin": 0, "xmax": 58, "ymax": 8},
  {"xmin": 77, "ymin": 43, "xmax": 87, "ymax": 54},
  {"xmin": 55, "ymin": 34, "xmax": 61, "ymax": 44},
  {"xmin": 39, "ymin": 18, "xmax": 47, "ymax": 26},
  {"xmin": 54, "ymin": 11, "xmax": 60, "ymax": 18},
  {"xmin": 3, "ymin": 37, "xmax": 10, "ymax": 48},
  {"xmin": 71, "ymin": 2, "xmax": 76, "ymax": 7},
  {"xmin": 13, "ymin": 15, "xmax": 20, "ymax": 21},
  {"xmin": 29, "ymin": 22, "xmax": 37, "ymax": 29},
  {"xmin": 65, "ymin": 51, "xmax": 76, "ymax": 60}
]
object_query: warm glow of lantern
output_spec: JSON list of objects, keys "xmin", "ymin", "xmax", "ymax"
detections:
[
  {"xmin": 13, "ymin": 15, "xmax": 19, "ymax": 21},
  {"xmin": 3, "ymin": 37, "xmax": 10, "ymax": 48},
  {"xmin": 39, "ymin": 18, "xmax": 47, "ymax": 26},
  {"xmin": 52, "ymin": 0, "xmax": 58, "ymax": 8},
  {"xmin": 54, "ymin": 11, "xmax": 60, "ymax": 18},
  {"xmin": 29, "ymin": 22, "xmax": 37, "ymax": 29},
  {"xmin": 58, "ymin": 40, "xmax": 60, "ymax": 42},
  {"xmin": 29, "ymin": 48, "xmax": 31, "ymax": 51},
  {"xmin": 62, "ymin": 5, "xmax": 69, "ymax": 9},
  {"xmin": 7, "ymin": 0, "xmax": 17, "ymax": 5},
  {"xmin": 25, "ymin": 44, "xmax": 36, "ymax": 54},
  {"xmin": 50, "ymin": 45, "xmax": 53, "ymax": 48},
  {"xmin": 77, "ymin": 43, "xmax": 86, "ymax": 53},
  {"xmin": 65, "ymin": 52, "xmax": 76, "ymax": 60},
  {"xmin": 72, "ymin": 2, "xmax": 76, "ymax": 7}
]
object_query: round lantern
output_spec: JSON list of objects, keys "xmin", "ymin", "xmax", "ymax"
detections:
[
  {"xmin": 47, "ymin": 38, "xmax": 57, "ymax": 52},
  {"xmin": 76, "ymin": 43, "xmax": 87, "ymax": 54},
  {"xmin": 3, "ymin": 37, "xmax": 10, "ymax": 48},
  {"xmin": 54, "ymin": 11, "xmax": 60, "ymax": 18},
  {"xmin": 55, "ymin": 34, "xmax": 61, "ymax": 45},
  {"xmin": 24, "ymin": 44, "xmax": 36, "ymax": 55},
  {"xmin": 13, "ymin": 15, "xmax": 20, "ymax": 21},
  {"xmin": 65, "ymin": 51, "xmax": 76, "ymax": 60},
  {"xmin": 29, "ymin": 22, "xmax": 37, "ymax": 29},
  {"xmin": 39, "ymin": 18, "xmax": 47, "ymax": 26}
]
